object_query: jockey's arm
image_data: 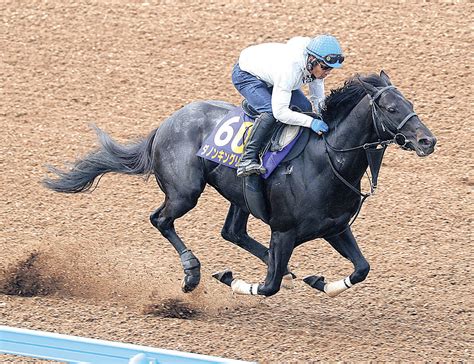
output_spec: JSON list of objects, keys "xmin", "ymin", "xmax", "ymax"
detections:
[{"xmin": 271, "ymin": 85, "xmax": 314, "ymax": 128}]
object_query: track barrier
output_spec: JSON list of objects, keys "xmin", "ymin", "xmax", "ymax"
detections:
[{"xmin": 0, "ymin": 325, "xmax": 254, "ymax": 364}]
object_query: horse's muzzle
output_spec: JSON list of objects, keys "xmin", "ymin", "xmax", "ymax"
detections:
[
  {"xmin": 415, "ymin": 134, "xmax": 437, "ymax": 157},
  {"xmin": 401, "ymin": 132, "xmax": 436, "ymax": 157}
]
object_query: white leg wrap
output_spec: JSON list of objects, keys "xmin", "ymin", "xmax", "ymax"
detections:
[
  {"xmin": 231, "ymin": 279, "xmax": 259, "ymax": 295},
  {"xmin": 281, "ymin": 273, "xmax": 294, "ymax": 290},
  {"xmin": 324, "ymin": 276, "xmax": 353, "ymax": 297}
]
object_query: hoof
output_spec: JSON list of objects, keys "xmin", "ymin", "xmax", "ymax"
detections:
[
  {"xmin": 303, "ymin": 275, "xmax": 326, "ymax": 292},
  {"xmin": 212, "ymin": 270, "xmax": 234, "ymax": 287},
  {"xmin": 281, "ymin": 273, "xmax": 295, "ymax": 290},
  {"xmin": 181, "ymin": 274, "xmax": 200, "ymax": 293}
]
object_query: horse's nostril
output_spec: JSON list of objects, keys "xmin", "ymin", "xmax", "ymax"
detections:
[{"xmin": 419, "ymin": 136, "xmax": 436, "ymax": 148}]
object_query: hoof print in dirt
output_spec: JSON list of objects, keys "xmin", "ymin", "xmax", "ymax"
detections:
[
  {"xmin": 143, "ymin": 298, "xmax": 199, "ymax": 320},
  {"xmin": 0, "ymin": 252, "xmax": 60, "ymax": 297}
]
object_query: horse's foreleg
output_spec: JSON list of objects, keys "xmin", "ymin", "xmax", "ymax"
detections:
[
  {"xmin": 220, "ymin": 204, "xmax": 295, "ymax": 288},
  {"xmin": 215, "ymin": 230, "xmax": 295, "ymax": 297},
  {"xmin": 221, "ymin": 204, "xmax": 268, "ymax": 263},
  {"xmin": 304, "ymin": 228, "xmax": 370, "ymax": 297},
  {"xmin": 257, "ymin": 230, "xmax": 295, "ymax": 296}
]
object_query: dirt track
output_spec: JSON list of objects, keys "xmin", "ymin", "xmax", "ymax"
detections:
[{"xmin": 0, "ymin": 1, "xmax": 472, "ymax": 362}]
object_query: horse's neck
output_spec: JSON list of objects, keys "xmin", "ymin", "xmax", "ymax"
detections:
[{"xmin": 322, "ymin": 97, "xmax": 376, "ymax": 183}]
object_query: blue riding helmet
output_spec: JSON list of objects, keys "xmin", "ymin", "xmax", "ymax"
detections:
[{"xmin": 306, "ymin": 35, "xmax": 344, "ymax": 68}]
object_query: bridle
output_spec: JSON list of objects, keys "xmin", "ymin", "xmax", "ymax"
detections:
[
  {"xmin": 368, "ymin": 85, "xmax": 417, "ymax": 149},
  {"xmin": 322, "ymin": 81, "xmax": 418, "ymax": 236}
]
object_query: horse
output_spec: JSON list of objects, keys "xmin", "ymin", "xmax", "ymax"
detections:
[{"xmin": 43, "ymin": 71, "xmax": 436, "ymax": 298}]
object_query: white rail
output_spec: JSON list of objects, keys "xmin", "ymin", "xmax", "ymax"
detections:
[{"xmin": 0, "ymin": 326, "xmax": 253, "ymax": 364}]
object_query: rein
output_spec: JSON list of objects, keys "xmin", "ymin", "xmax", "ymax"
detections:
[
  {"xmin": 322, "ymin": 82, "xmax": 418, "ymax": 236},
  {"xmin": 323, "ymin": 136, "xmax": 392, "ymax": 197}
]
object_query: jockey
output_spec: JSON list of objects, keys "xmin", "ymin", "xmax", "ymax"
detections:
[{"xmin": 232, "ymin": 34, "xmax": 344, "ymax": 177}]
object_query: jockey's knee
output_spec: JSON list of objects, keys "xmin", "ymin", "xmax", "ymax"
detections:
[{"xmin": 351, "ymin": 261, "xmax": 370, "ymax": 283}]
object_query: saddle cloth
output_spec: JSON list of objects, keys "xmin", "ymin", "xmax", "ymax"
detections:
[{"xmin": 197, "ymin": 106, "xmax": 302, "ymax": 179}]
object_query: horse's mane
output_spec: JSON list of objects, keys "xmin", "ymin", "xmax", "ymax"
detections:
[{"xmin": 321, "ymin": 73, "xmax": 387, "ymax": 125}]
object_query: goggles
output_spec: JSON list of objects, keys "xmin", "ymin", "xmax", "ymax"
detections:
[{"xmin": 317, "ymin": 53, "xmax": 345, "ymax": 65}]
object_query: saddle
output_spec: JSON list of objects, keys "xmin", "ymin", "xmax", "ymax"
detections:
[{"xmin": 241, "ymin": 99, "xmax": 303, "ymax": 153}]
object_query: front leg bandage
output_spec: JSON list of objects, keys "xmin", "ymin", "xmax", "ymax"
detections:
[
  {"xmin": 231, "ymin": 279, "xmax": 259, "ymax": 295},
  {"xmin": 324, "ymin": 276, "xmax": 353, "ymax": 297}
]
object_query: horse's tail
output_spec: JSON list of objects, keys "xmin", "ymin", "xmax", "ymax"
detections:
[{"xmin": 43, "ymin": 125, "xmax": 158, "ymax": 193}]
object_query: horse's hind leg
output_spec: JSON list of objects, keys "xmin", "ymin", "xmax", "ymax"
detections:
[{"xmin": 150, "ymin": 185, "xmax": 205, "ymax": 293}]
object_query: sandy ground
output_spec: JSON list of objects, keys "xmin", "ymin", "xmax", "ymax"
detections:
[{"xmin": 0, "ymin": 1, "xmax": 472, "ymax": 362}]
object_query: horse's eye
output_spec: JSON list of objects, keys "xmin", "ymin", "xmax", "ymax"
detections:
[{"xmin": 387, "ymin": 107, "xmax": 396, "ymax": 113}]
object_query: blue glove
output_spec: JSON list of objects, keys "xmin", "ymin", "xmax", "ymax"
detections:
[{"xmin": 310, "ymin": 118, "xmax": 329, "ymax": 134}]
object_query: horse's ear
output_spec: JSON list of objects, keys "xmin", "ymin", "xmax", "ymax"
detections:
[
  {"xmin": 380, "ymin": 70, "xmax": 392, "ymax": 86},
  {"xmin": 357, "ymin": 75, "xmax": 378, "ymax": 96}
]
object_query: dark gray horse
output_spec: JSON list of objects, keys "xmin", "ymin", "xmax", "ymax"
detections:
[{"xmin": 44, "ymin": 71, "xmax": 436, "ymax": 298}]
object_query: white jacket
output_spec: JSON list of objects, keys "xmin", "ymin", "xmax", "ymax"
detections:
[{"xmin": 238, "ymin": 37, "xmax": 324, "ymax": 128}]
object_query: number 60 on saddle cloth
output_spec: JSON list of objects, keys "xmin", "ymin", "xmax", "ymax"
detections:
[{"xmin": 196, "ymin": 106, "xmax": 302, "ymax": 179}]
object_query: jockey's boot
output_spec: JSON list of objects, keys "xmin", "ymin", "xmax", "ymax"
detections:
[{"xmin": 236, "ymin": 112, "xmax": 277, "ymax": 177}]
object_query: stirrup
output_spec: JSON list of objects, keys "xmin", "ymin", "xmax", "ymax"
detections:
[{"xmin": 236, "ymin": 162, "xmax": 266, "ymax": 177}]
